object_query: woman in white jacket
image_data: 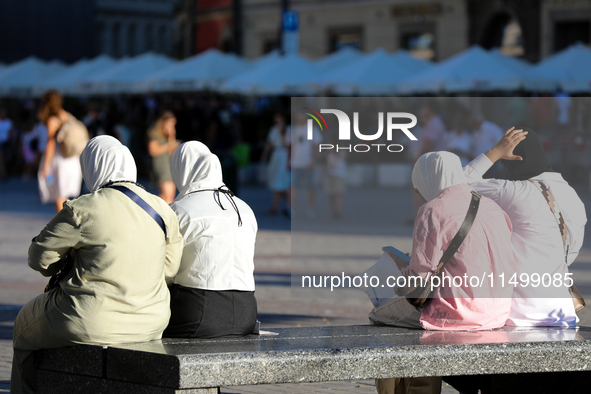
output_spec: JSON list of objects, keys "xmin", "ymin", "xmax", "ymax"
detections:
[
  {"xmin": 464, "ymin": 127, "xmax": 586, "ymax": 327},
  {"xmin": 164, "ymin": 141, "xmax": 258, "ymax": 338}
]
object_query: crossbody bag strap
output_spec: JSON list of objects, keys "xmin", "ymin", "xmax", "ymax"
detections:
[
  {"xmin": 528, "ymin": 179, "xmax": 585, "ymax": 312},
  {"xmin": 528, "ymin": 180, "xmax": 570, "ymax": 263},
  {"xmin": 403, "ymin": 191, "xmax": 481, "ymax": 308},
  {"xmin": 432, "ymin": 190, "xmax": 482, "ymax": 277},
  {"xmin": 107, "ymin": 185, "xmax": 167, "ymax": 239}
]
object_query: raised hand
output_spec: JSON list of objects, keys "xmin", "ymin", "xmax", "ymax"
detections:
[{"xmin": 484, "ymin": 127, "xmax": 528, "ymax": 163}]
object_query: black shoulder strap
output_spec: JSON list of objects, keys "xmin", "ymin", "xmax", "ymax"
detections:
[
  {"xmin": 432, "ymin": 190, "xmax": 481, "ymax": 276},
  {"xmin": 398, "ymin": 190, "xmax": 482, "ymax": 308},
  {"xmin": 107, "ymin": 185, "xmax": 167, "ymax": 239}
]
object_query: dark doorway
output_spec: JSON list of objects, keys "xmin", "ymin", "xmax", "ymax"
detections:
[
  {"xmin": 481, "ymin": 13, "xmax": 512, "ymax": 49},
  {"xmin": 554, "ymin": 21, "xmax": 590, "ymax": 52}
]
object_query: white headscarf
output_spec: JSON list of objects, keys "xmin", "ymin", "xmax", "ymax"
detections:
[
  {"xmin": 411, "ymin": 151, "xmax": 467, "ymax": 202},
  {"xmin": 170, "ymin": 141, "xmax": 223, "ymax": 201},
  {"xmin": 80, "ymin": 136, "xmax": 137, "ymax": 193}
]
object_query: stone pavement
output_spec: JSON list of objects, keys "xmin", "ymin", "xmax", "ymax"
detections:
[{"xmin": 1, "ymin": 177, "xmax": 591, "ymax": 393}]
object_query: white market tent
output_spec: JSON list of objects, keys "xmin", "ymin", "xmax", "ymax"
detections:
[
  {"xmin": 75, "ymin": 52, "xmax": 176, "ymax": 95},
  {"xmin": 489, "ymin": 49, "xmax": 533, "ymax": 75},
  {"xmin": 526, "ymin": 43, "xmax": 591, "ymax": 93},
  {"xmin": 35, "ymin": 55, "xmax": 118, "ymax": 96},
  {"xmin": 147, "ymin": 49, "xmax": 250, "ymax": 92},
  {"xmin": 319, "ymin": 48, "xmax": 432, "ymax": 95},
  {"xmin": 250, "ymin": 50, "xmax": 281, "ymax": 68},
  {"xmin": 399, "ymin": 45, "xmax": 524, "ymax": 94},
  {"xmin": 221, "ymin": 54, "xmax": 320, "ymax": 95},
  {"xmin": 314, "ymin": 46, "xmax": 363, "ymax": 72},
  {"xmin": 0, "ymin": 57, "xmax": 66, "ymax": 97}
]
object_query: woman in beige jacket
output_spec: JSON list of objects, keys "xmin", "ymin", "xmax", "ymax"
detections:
[{"xmin": 11, "ymin": 136, "xmax": 183, "ymax": 394}]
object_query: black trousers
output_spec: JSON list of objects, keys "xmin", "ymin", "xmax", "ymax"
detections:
[{"xmin": 163, "ymin": 284, "xmax": 257, "ymax": 339}]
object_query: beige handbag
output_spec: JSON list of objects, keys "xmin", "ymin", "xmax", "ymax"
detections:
[
  {"xmin": 529, "ymin": 180, "xmax": 585, "ymax": 312},
  {"xmin": 57, "ymin": 115, "xmax": 89, "ymax": 158}
]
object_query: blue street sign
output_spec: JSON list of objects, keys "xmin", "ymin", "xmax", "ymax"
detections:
[{"xmin": 282, "ymin": 11, "xmax": 299, "ymax": 32}]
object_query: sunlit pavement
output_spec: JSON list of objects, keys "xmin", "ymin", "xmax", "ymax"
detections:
[{"xmin": 1, "ymin": 177, "xmax": 590, "ymax": 393}]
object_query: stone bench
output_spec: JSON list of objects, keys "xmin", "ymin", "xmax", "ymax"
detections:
[{"xmin": 35, "ymin": 325, "xmax": 591, "ymax": 394}]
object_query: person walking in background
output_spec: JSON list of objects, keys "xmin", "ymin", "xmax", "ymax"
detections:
[
  {"xmin": 445, "ymin": 106, "xmax": 472, "ymax": 166},
  {"xmin": 414, "ymin": 100, "xmax": 448, "ymax": 159},
  {"xmin": 164, "ymin": 141, "xmax": 258, "ymax": 338},
  {"xmin": 406, "ymin": 99, "xmax": 447, "ymax": 225},
  {"xmin": 21, "ymin": 121, "xmax": 41, "ymax": 181},
  {"xmin": 37, "ymin": 91, "xmax": 86, "ymax": 213},
  {"xmin": 261, "ymin": 112, "xmax": 291, "ymax": 216},
  {"xmin": 553, "ymin": 89, "xmax": 572, "ymax": 136},
  {"xmin": 468, "ymin": 113, "xmax": 504, "ymax": 157},
  {"xmin": 323, "ymin": 149, "xmax": 346, "ymax": 220},
  {"xmin": 291, "ymin": 112, "xmax": 322, "ymax": 218},
  {"xmin": 0, "ymin": 107, "xmax": 14, "ymax": 180},
  {"xmin": 11, "ymin": 136, "xmax": 183, "ymax": 394},
  {"xmin": 147, "ymin": 111, "xmax": 180, "ymax": 204}
]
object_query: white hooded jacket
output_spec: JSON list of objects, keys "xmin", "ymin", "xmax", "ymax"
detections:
[{"xmin": 170, "ymin": 142, "xmax": 257, "ymax": 291}]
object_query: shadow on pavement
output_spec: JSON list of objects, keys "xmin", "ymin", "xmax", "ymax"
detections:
[{"xmin": 0, "ymin": 178, "xmax": 292, "ymax": 232}]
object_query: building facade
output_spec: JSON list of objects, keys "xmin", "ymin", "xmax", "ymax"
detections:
[
  {"xmin": 241, "ymin": 0, "xmax": 469, "ymax": 61},
  {"xmin": 540, "ymin": 0, "xmax": 591, "ymax": 58},
  {"xmin": 94, "ymin": 0, "xmax": 178, "ymax": 58},
  {"xmin": 2, "ymin": 0, "xmax": 589, "ymax": 65},
  {"xmin": 0, "ymin": 0, "xmax": 94, "ymax": 63}
]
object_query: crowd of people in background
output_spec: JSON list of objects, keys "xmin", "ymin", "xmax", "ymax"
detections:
[{"xmin": 0, "ymin": 93, "xmax": 588, "ymax": 222}]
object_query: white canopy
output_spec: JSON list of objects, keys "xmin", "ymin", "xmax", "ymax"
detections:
[
  {"xmin": 526, "ymin": 43, "xmax": 591, "ymax": 92},
  {"xmin": 148, "ymin": 49, "xmax": 249, "ymax": 92},
  {"xmin": 75, "ymin": 52, "xmax": 176, "ymax": 95},
  {"xmin": 315, "ymin": 47, "xmax": 363, "ymax": 72},
  {"xmin": 0, "ymin": 57, "xmax": 66, "ymax": 97},
  {"xmin": 489, "ymin": 49, "xmax": 532, "ymax": 75},
  {"xmin": 319, "ymin": 48, "xmax": 432, "ymax": 95},
  {"xmin": 221, "ymin": 54, "xmax": 319, "ymax": 95},
  {"xmin": 36, "ymin": 55, "xmax": 117, "ymax": 96},
  {"xmin": 399, "ymin": 45, "xmax": 524, "ymax": 94},
  {"xmin": 250, "ymin": 50, "xmax": 281, "ymax": 68}
]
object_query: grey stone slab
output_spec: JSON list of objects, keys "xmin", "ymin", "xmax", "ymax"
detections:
[
  {"xmin": 35, "ymin": 325, "xmax": 591, "ymax": 390},
  {"xmin": 35, "ymin": 344, "xmax": 106, "ymax": 377},
  {"xmin": 103, "ymin": 325, "xmax": 591, "ymax": 389},
  {"xmin": 37, "ymin": 370, "xmax": 219, "ymax": 394}
]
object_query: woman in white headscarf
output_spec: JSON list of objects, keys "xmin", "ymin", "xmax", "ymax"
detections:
[
  {"xmin": 164, "ymin": 141, "xmax": 258, "ymax": 338},
  {"xmin": 373, "ymin": 152, "xmax": 516, "ymax": 394},
  {"xmin": 11, "ymin": 136, "xmax": 183, "ymax": 394}
]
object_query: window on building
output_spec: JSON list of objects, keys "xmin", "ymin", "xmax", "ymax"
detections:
[
  {"xmin": 400, "ymin": 30, "xmax": 435, "ymax": 60},
  {"xmin": 328, "ymin": 27, "xmax": 363, "ymax": 52},
  {"xmin": 145, "ymin": 24, "xmax": 154, "ymax": 51},
  {"xmin": 128, "ymin": 24, "xmax": 137, "ymax": 56},
  {"xmin": 112, "ymin": 23, "xmax": 121, "ymax": 57},
  {"xmin": 95, "ymin": 22, "xmax": 105, "ymax": 54},
  {"xmin": 157, "ymin": 25, "xmax": 167, "ymax": 53},
  {"xmin": 554, "ymin": 21, "xmax": 590, "ymax": 52}
]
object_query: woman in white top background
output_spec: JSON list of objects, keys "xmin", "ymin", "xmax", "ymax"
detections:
[
  {"xmin": 164, "ymin": 141, "xmax": 258, "ymax": 338},
  {"xmin": 261, "ymin": 112, "xmax": 291, "ymax": 216},
  {"xmin": 38, "ymin": 91, "xmax": 84, "ymax": 213},
  {"xmin": 464, "ymin": 127, "xmax": 587, "ymax": 327}
]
